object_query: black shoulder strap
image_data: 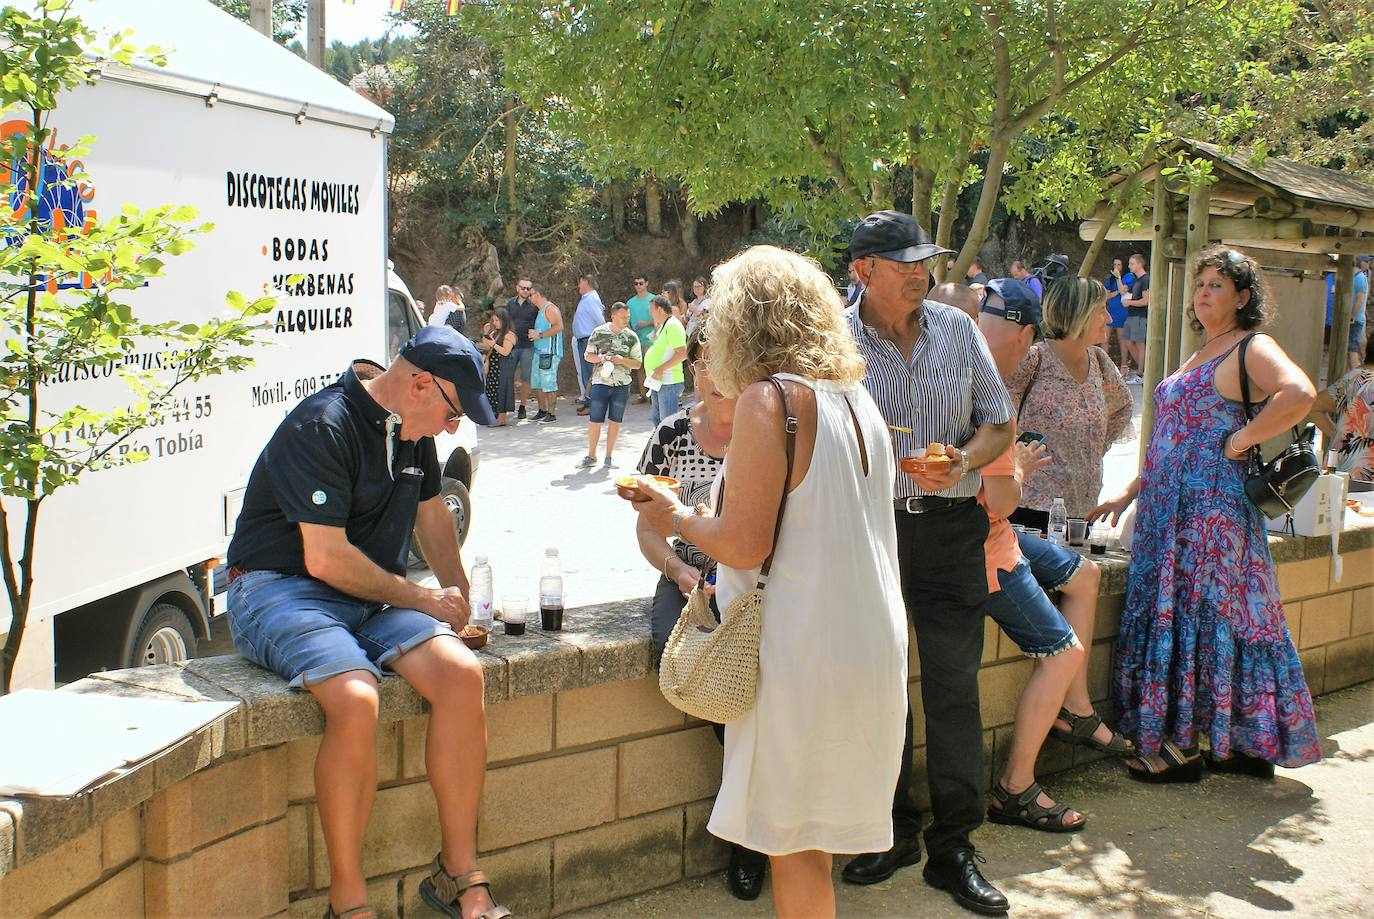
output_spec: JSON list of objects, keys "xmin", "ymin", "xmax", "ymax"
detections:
[
  {"xmin": 758, "ymin": 377, "xmax": 797, "ymax": 583},
  {"xmin": 1237, "ymin": 333, "xmax": 1257, "ymax": 420}
]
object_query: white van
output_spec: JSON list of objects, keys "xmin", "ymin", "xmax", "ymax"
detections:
[{"xmin": 0, "ymin": 0, "xmax": 476, "ymax": 688}]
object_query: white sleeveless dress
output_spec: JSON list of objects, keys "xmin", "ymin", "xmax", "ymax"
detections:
[{"xmin": 706, "ymin": 375, "xmax": 909, "ymax": 856}]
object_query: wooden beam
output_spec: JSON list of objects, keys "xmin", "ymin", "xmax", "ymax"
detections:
[
  {"xmin": 1328, "ymin": 253, "xmax": 1356, "ymax": 385},
  {"xmin": 1207, "ymin": 181, "xmax": 1265, "ymax": 206},
  {"xmin": 1177, "ymin": 182, "xmax": 1212, "ymax": 360},
  {"xmin": 1161, "ymin": 238, "xmax": 1336, "ymax": 274},
  {"xmin": 1078, "ymin": 219, "xmax": 1152, "ymax": 242},
  {"xmin": 1166, "ymin": 260, "xmax": 1186, "ymax": 376},
  {"xmin": 1139, "ymin": 182, "xmax": 1174, "ymax": 462},
  {"xmin": 1253, "ymin": 197, "xmax": 1374, "ymax": 233},
  {"xmin": 1231, "ymin": 235, "xmax": 1373, "ymax": 256},
  {"xmin": 1080, "ymin": 214, "xmax": 1311, "ymax": 242}
]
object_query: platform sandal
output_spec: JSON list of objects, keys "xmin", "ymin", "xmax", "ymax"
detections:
[
  {"xmin": 1125, "ymin": 740, "xmax": 1203, "ymax": 784},
  {"xmin": 1203, "ymin": 749, "xmax": 1276, "ymax": 779},
  {"xmin": 1049, "ymin": 707, "xmax": 1135, "ymax": 757},
  {"xmin": 418, "ymin": 855, "xmax": 513, "ymax": 919},
  {"xmin": 987, "ymin": 780, "xmax": 1086, "ymax": 833}
]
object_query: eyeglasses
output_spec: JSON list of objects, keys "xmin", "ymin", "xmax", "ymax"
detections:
[
  {"xmin": 634, "ymin": 280, "xmax": 647, "ymax": 286},
  {"xmin": 871, "ymin": 255, "xmax": 937, "ymax": 275},
  {"xmin": 416, "ymin": 373, "xmax": 463, "ymax": 423},
  {"xmin": 517, "ymin": 285, "xmax": 531, "ymax": 292},
  {"xmin": 690, "ymin": 358, "xmax": 710, "ymax": 376}
]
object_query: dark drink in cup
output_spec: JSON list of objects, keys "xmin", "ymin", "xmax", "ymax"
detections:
[
  {"xmin": 541, "ymin": 602, "xmax": 564, "ymax": 631},
  {"xmin": 504, "ymin": 620, "xmax": 526, "ymax": 636}
]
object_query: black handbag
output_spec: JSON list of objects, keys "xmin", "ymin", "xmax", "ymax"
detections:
[
  {"xmin": 538, "ymin": 351, "xmax": 555, "ymax": 370},
  {"xmin": 1236, "ymin": 334, "xmax": 1320, "ymax": 519}
]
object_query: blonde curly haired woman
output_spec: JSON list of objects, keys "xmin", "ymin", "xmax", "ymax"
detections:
[{"xmin": 634, "ymin": 246, "xmax": 908, "ymax": 918}]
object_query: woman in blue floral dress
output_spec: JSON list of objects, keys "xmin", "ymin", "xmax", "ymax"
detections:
[{"xmin": 1091, "ymin": 247, "xmax": 1322, "ymax": 781}]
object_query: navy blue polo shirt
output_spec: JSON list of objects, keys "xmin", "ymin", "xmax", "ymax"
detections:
[{"xmin": 227, "ymin": 360, "xmax": 442, "ymax": 577}]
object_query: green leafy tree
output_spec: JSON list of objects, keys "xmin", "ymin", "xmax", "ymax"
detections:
[
  {"xmin": 0, "ymin": 1, "xmax": 274, "ymax": 692},
  {"xmin": 473, "ymin": 0, "xmax": 1293, "ymax": 267}
]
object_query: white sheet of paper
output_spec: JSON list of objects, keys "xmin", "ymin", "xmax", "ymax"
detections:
[
  {"xmin": 0, "ymin": 689, "xmax": 238, "ymax": 797},
  {"xmin": 645, "ymin": 375, "xmax": 662, "ymax": 392}
]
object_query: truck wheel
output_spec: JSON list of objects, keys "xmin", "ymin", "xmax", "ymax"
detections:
[
  {"xmin": 126, "ymin": 603, "xmax": 196, "ymax": 668},
  {"xmin": 409, "ymin": 477, "xmax": 472, "ymax": 568}
]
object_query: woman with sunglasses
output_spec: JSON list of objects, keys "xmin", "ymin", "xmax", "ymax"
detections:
[{"xmin": 1091, "ymin": 246, "xmax": 1320, "ymax": 782}]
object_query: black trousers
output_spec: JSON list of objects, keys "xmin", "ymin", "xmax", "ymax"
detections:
[{"xmin": 891, "ymin": 499, "xmax": 990, "ymax": 857}]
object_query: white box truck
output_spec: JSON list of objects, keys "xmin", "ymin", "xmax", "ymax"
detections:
[{"xmin": 1, "ymin": 0, "xmax": 477, "ymax": 690}]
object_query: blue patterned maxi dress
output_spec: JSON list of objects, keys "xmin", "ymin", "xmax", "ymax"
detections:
[{"xmin": 1113, "ymin": 342, "xmax": 1321, "ymax": 767}]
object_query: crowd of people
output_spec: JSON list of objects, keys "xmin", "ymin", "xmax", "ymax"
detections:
[{"xmin": 221, "ymin": 209, "xmax": 1354, "ymax": 919}]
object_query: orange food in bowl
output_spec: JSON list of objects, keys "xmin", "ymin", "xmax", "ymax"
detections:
[
  {"xmin": 459, "ymin": 624, "xmax": 488, "ymax": 650},
  {"xmin": 615, "ymin": 474, "xmax": 680, "ymax": 501}
]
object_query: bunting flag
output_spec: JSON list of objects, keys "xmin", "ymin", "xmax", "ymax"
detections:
[
  {"xmin": 447, "ymin": 0, "xmax": 462, "ymax": 13},
  {"xmin": 389, "ymin": 0, "xmax": 404, "ymax": 12}
]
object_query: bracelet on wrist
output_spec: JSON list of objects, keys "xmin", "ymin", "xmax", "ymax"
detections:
[
  {"xmin": 661, "ymin": 551, "xmax": 675, "ymax": 578},
  {"xmin": 1229, "ymin": 431, "xmax": 1247, "ymax": 455}
]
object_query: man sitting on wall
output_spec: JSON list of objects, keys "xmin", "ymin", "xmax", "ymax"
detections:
[{"xmin": 224, "ymin": 326, "xmax": 508, "ymax": 919}]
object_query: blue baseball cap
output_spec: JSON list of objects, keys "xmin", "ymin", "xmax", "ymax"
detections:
[
  {"xmin": 980, "ymin": 277, "xmax": 1042, "ymax": 330},
  {"xmin": 399, "ymin": 326, "xmax": 496, "ymax": 426}
]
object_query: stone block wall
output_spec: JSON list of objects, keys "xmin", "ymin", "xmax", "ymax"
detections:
[{"xmin": 1, "ymin": 527, "xmax": 1370, "ymax": 918}]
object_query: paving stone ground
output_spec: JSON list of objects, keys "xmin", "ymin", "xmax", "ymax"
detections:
[{"xmin": 567, "ymin": 682, "xmax": 1373, "ymax": 919}]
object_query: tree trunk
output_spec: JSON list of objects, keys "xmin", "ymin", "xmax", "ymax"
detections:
[
  {"xmin": 681, "ymin": 208, "xmax": 700, "ymax": 257},
  {"xmin": 933, "ymin": 173, "xmax": 961, "ymax": 282},
  {"xmin": 911, "ymin": 164, "xmax": 936, "ymax": 231},
  {"xmin": 740, "ymin": 200, "xmax": 754, "ymax": 237},
  {"xmin": 1079, "ymin": 173, "xmax": 1138, "ymax": 277},
  {"xmin": 607, "ymin": 182, "xmax": 625, "ymax": 235},
  {"xmin": 951, "ymin": 137, "xmax": 1011, "ymax": 280},
  {"xmin": 645, "ymin": 175, "xmax": 664, "ymax": 237},
  {"xmin": 503, "ymin": 100, "xmax": 518, "ymax": 254}
]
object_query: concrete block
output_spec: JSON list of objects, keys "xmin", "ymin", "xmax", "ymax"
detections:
[
  {"xmin": 618, "ymin": 726, "xmax": 722, "ymax": 818},
  {"xmin": 150, "ymin": 729, "xmax": 219, "ymax": 793},
  {"xmin": 555, "ymin": 677, "xmax": 683, "ymax": 749},
  {"xmin": 287, "ymin": 804, "xmax": 311, "ymax": 894},
  {"xmin": 977, "ymin": 659, "xmax": 1033, "ymax": 729},
  {"xmin": 1277, "ymin": 557, "xmax": 1330, "ymax": 602},
  {"xmin": 1094, "ymin": 593, "xmax": 1124, "ymax": 640},
  {"xmin": 101, "ymin": 804, "xmax": 141, "ymax": 870},
  {"xmin": 684, "ymin": 801, "xmax": 729, "ymax": 877},
  {"xmin": 1299, "ymin": 647, "xmax": 1327, "ymax": 697},
  {"xmin": 311, "ymin": 781, "xmax": 437, "ymax": 886},
  {"xmin": 1323, "ymin": 634, "xmax": 1374, "ymax": 692},
  {"xmin": 486, "ymin": 631, "xmax": 582, "ymax": 700},
  {"xmin": 146, "ymin": 818, "xmax": 287, "ymax": 919},
  {"xmin": 1088, "ymin": 640, "xmax": 1114, "ymax": 703},
  {"xmin": 1299, "ymin": 591, "xmax": 1353, "ymax": 649},
  {"xmin": 91, "ymin": 663, "xmax": 248, "ymax": 752},
  {"xmin": 290, "ymin": 877, "xmax": 398, "ymax": 919},
  {"xmin": 401, "ymin": 841, "xmax": 552, "ymax": 919},
  {"xmin": 284, "ymin": 736, "xmax": 320, "ymax": 803},
  {"xmin": 478, "ymin": 749, "xmax": 616, "ymax": 851},
  {"xmin": 541, "ymin": 600, "xmax": 655, "ymax": 686},
  {"xmin": 909, "ymin": 681, "xmax": 925, "ymax": 747},
  {"xmin": 553, "ymin": 809, "xmax": 683, "ymax": 914},
  {"xmin": 0, "ymin": 826, "xmax": 101, "ymax": 918},
  {"xmin": 87, "ymin": 762, "xmax": 156, "ymax": 833},
  {"xmin": 144, "ymin": 747, "xmax": 285, "ymax": 860},
  {"xmin": 1351, "ymin": 587, "xmax": 1373, "ymax": 636},
  {"xmin": 0, "ymin": 794, "xmax": 92, "ymax": 869},
  {"xmin": 401, "ymin": 716, "xmax": 428, "ymax": 778},
  {"xmin": 50, "ymin": 860, "xmax": 143, "ymax": 919},
  {"xmin": 0, "ymin": 809, "xmax": 12, "ymax": 877},
  {"xmin": 1343, "ymin": 546, "xmax": 1374, "ymax": 588},
  {"xmin": 488, "ymin": 693, "xmax": 554, "ymax": 762},
  {"xmin": 907, "ymin": 623, "xmax": 920, "ymax": 679},
  {"xmin": 182, "ymin": 656, "xmax": 325, "ymax": 748},
  {"xmin": 1284, "ymin": 601, "xmax": 1304, "ymax": 645},
  {"xmin": 1096, "ymin": 556, "xmax": 1129, "ymax": 595},
  {"xmin": 982, "ymin": 616, "xmax": 1001, "ymax": 663}
]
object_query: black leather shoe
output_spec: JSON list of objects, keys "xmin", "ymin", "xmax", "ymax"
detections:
[
  {"xmin": 726, "ymin": 845, "xmax": 766, "ymax": 901},
  {"xmin": 923, "ymin": 849, "xmax": 1009, "ymax": 915},
  {"xmin": 842, "ymin": 835, "xmax": 922, "ymax": 885}
]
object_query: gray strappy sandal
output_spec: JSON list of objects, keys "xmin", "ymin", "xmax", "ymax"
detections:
[{"xmin": 418, "ymin": 855, "xmax": 513, "ymax": 919}]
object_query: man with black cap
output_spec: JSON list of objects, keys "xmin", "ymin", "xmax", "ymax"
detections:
[
  {"xmin": 844, "ymin": 210, "xmax": 1013, "ymax": 915},
  {"xmin": 224, "ymin": 326, "xmax": 511, "ymax": 919}
]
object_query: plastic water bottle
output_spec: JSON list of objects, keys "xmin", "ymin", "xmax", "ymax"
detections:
[
  {"xmin": 469, "ymin": 556, "xmax": 494, "ymax": 632},
  {"xmin": 1048, "ymin": 498, "xmax": 1069, "ymax": 545},
  {"xmin": 539, "ymin": 547, "xmax": 564, "ymax": 631}
]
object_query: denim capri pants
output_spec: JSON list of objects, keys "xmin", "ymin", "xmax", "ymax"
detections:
[
  {"xmin": 985, "ymin": 558, "xmax": 1081, "ymax": 657},
  {"xmin": 1016, "ymin": 529, "xmax": 1083, "ymax": 591},
  {"xmin": 227, "ymin": 570, "xmax": 456, "ymax": 688}
]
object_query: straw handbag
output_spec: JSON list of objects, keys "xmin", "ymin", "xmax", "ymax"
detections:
[{"xmin": 659, "ymin": 378, "xmax": 796, "ymax": 723}]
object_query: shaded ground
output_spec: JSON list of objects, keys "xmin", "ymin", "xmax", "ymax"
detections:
[{"xmin": 569, "ymin": 682, "xmax": 1373, "ymax": 918}]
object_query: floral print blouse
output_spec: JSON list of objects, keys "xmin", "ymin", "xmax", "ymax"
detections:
[
  {"xmin": 1007, "ymin": 341, "xmax": 1134, "ymax": 518},
  {"xmin": 1328, "ymin": 367, "xmax": 1374, "ymax": 484}
]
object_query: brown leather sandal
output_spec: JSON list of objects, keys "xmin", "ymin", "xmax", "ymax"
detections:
[
  {"xmin": 987, "ymin": 780, "xmax": 1086, "ymax": 833},
  {"xmin": 418, "ymin": 855, "xmax": 513, "ymax": 919},
  {"xmin": 1050, "ymin": 706, "xmax": 1135, "ymax": 757}
]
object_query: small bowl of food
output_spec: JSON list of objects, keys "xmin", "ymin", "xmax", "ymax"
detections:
[
  {"xmin": 900, "ymin": 442, "xmax": 954, "ymax": 475},
  {"xmin": 615, "ymin": 474, "xmax": 681, "ymax": 502},
  {"xmin": 459, "ymin": 623, "xmax": 489, "ymax": 650}
]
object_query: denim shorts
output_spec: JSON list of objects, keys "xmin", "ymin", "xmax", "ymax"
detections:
[
  {"xmin": 1016, "ymin": 529, "xmax": 1084, "ymax": 590},
  {"xmin": 588, "ymin": 382, "xmax": 630, "ymax": 424},
  {"xmin": 512, "ymin": 347, "xmax": 533, "ymax": 383},
  {"xmin": 1349, "ymin": 316, "xmax": 1367, "ymax": 355},
  {"xmin": 986, "ymin": 558, "xmax": 1080, "ymax": 657},
  {"xmin": 227, "ymin": 570, "xmax": 455, "ymax": 689}
]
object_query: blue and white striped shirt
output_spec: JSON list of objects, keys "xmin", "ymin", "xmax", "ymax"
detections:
[{"xmin": 846, "ymin": 298, "xmax": 1012, "ymax": 499}]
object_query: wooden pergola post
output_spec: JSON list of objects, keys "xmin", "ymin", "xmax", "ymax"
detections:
[
  {"xmin": 1328, "ymin": 253, "xmax": 1356, "ymax": 385},
  {"xmin": 1138, "ymin": 180, "xmax": 1174, "ymax": 460},
  {"xmin": 1175, "ymin": 181, "xmax": 1213, "ymax": 363}
]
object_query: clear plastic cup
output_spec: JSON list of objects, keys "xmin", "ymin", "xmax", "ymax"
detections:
[
  {"xmin": 1068, "ymin": 518, "xmax": 1088, "ymax": 546},
  {"xmin": 502, "ymin": 595, "xmax": 528, "ymax": 636}
]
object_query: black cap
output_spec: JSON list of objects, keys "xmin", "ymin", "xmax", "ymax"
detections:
[
  {"xmin": 399, "ymin": 326, "xmax": 496, "ymax": 426},
  {"xmin": 981, "ymin": 278, "xmax": 1042, "ymax": 329},
  {"xmin": 849, "ymin": 210, "xmax": 953, "ymax": 263}
]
